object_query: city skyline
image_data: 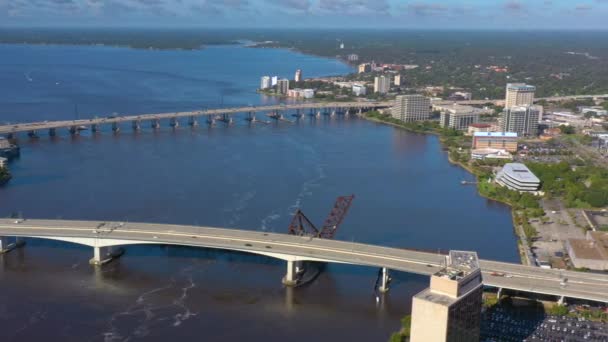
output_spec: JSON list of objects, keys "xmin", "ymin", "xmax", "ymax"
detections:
[{"xmin": 2, "ymin": 0, "xmax": 608, "ymax": 29}]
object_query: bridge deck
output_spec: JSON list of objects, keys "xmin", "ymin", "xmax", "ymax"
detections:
[
  {"xmin": 1, "ymin": 219, "xmax": 607, "ymax": 303},
  {"xmin": 0, "ymin": 101, "xmax": 393, "ymax": 134}
]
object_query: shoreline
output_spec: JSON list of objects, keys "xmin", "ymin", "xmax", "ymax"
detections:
[{"xmin": 361, "ymin": 113, "xmax": 529, "ymax": 265}]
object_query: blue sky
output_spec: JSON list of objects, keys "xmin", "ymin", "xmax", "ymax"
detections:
[{"xmin": 1, "ymin": 0, "xmax": 608, "ymax": 29}]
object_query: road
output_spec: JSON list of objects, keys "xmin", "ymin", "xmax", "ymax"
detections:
[
  {"xmin": 1, "ymin": 219, "xmax": 608, "ymax": 303},
  {"xmin": 0, "ymin": 101, "xmax": 393, "ymax": 135}
]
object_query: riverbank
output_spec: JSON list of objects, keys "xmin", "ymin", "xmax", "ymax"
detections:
[{"xmin": 362, "ymin": 111, "xmax": 536, "ymax": 265}]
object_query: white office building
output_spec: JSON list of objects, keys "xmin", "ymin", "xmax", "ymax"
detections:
[
  {"xmin": 352, "ymin": 84, "xmax": 367, "ymax": 96},
  {"xmin": 260, "ymin": 76, "xmax": 271, "ymax": 90},
  {"xmin": 500, "ymin": 105, "xmax": 542, "ymax": 136},
  {"xmin": 271, "ymin": 76, "xmax": 278, "ymax": 86},
  {"xmin": 495, "ymin": 163, "xmax": 541, "ymax": 192},
  {"xmin": 439, "ymin": 105, "xmax": 480, "ymax": 131},
  {"xmin": 295, "ymin": 69, "xmax": 303, "ymax": 82},
  {"xmin": 374, "ymin": 76, "xmax": 390, "ymax": 94},
  {"xmin": 394, "ymin": 74, "xmax": 402, "ymax": 86},
  {"xmin": 392, "ymin": 95, "xmax": 431, "ymax": 122}
]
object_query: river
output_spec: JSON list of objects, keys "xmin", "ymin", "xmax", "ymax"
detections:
[{"xmin": 0, "ymin": 44, "xmax": 518, "ymax": 341}]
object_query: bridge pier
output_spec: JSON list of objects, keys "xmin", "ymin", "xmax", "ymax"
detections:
[
  {"xmin": 378, "ymin": 267, "xmax": 391, "ymax": 293},
  {"xmin": 112, "ymin": 122, "xmax": 120, "ymax": 133},
  {"xmin": 151, "ymin": 119, "xmax": 160, "ymax": 129},
  {"xmin": 91, "ymin": 124, "xmax": 99, "ymax": 133},
  {"xmin": 558, "ymin": 296, "xmax": 565, "ymax": 306},
  {"xmin": 49, "ymin": 128, "xmax": 56, "ymax": 137},
  {"xmin": 69, "ymin": 126, "xmax": 78, "ymax": 135},
  {"xmin": 6, "ymin": 133, "xmax": 14, "ymax": 140},
  {"xmin": 188, "ymin": 116, "xmax": 198, "ymax": 127},
  {"xmin": 497, "ymin": 287, "xmax": 503, "ymax": 300},
  {"xmin": 132, "ymin": 120, "xmax": 141, "ymax": 131},
  {"xmin": 282, "ymin": 260, "xmax": 298, "ymax": 286},
  {"xmin": 245, "ymin": 112, "xmax": 256, "ymax": 122},
  {"xmin": 89, "ymin": 246, "xmax": 124, "ymax": 266},
  {"xmin": 0, "ymin": 236, "xmax": 25, "ymax": 254},
  {"xmin": 170, "ymin": 117, "xmax": 179, "ymax": 128},
  {"xmin": 27, "ymin": 130, "xmax": 38, "ymax": 138}
]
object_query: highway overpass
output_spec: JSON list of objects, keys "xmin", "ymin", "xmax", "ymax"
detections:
[
  {"xmin": 1, "ymin": 219, "xmax": 608, "ymax": 303},
  {"xmin": 0, "ymin": 101, "xmax": 393, "ymax": 136}
]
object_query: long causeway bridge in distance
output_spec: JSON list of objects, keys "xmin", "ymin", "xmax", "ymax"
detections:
[
  {"xmin": 1, "ymin": 219, "xmax": 608, "ymax": 304},
  {"xmin": 0, "ymin": 101, "xmax": 393, "ymax": 137}
]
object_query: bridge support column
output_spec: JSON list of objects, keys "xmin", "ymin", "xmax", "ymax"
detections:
[
  {"xmin": 358, "ymin": 108, "xmax": 362, "ymax": 115},
  {"xmin": 151, "ymin": 119, "xmax": 160, "ymax": 129},
  {"xmin": 112, "ymin": 122, "xmax": 120, "ymax": 133},
  {"xmin": 6, "ymin": 133, "xmax": 14, "ymax": 140},
  {"xmin": 0, "ymin": 236, "xmax": 25, "ymax": 254},
  {"xmin": 49, "ymin": 128, "xmax": 56, "ymax": 137},
  {"xmin": 497, "ymin": 287, "xmax": 503, "ymax": 300},
  {"xmin": 282, "ymin": 260, "xmax": 298, "ymax": 286},
  {"xmin": 379, "ymin": 267, "xmax": 391, "ymax": 293},
  {"xmin": 91, "ymin": 124, "xmax": 99, "ymax": 133},
  {"xmin": 188, "ymin": 116, "xmax": 198, "ymax": 127},
  {"xmin": 28, "ymin": 130, "xmax": 38, "ymax": 138},
  {"xmin": 69, "ymin": 126, "xmax": 78, "ymax": 135},
  {"xmin": 132, "ymin": 120, "xmax": 141, "ymax": 131},
  {"xmin": 558, "ymin": 296, "xmax": 565, "ymax": 306},
  {"xmin": 170, "ymin": 117, "xmax": 179, "ymax": 128},
  {"xmin": 89, "ymin": 246, "xmax": 124, "ymax": 266}
]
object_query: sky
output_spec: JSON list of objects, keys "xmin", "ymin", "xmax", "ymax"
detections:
[{"xmin": 1, "ymin": 0, "xmax": 608, "ymax": 29}]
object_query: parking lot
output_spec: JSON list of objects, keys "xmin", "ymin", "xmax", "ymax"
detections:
[{"xmin": 481, "ymin": 306, "xmax": 608, "ymax": 341}]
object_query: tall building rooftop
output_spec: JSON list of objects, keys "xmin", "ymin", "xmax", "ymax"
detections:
[
  {"xmin": 434, "ymin": 251, "xmax": 480, "ymax": 281},
  {"xmin": 474, "ymin": 132, "xmax": 518, "ymax": 138},
  {"xmin": 501, "ymin": 163, "xmax": 540, "ymax": 183},
  {"xmin": 507, "ymin": 83, "xmax": 536, "ymax": 91}
]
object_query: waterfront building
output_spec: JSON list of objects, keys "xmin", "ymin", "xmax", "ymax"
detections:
[
  {"xmin": 392, "ymin": 95, "xmax": 431, "ymax": 122},
  {"xmin": 495, "ymin": 163, "xmax": 541, "ymax": 192},
  {"xmin": 352, "ymin": 84, "xmax": 366, "ymax": 96},
  {"xmin": 505, "ymin": 83, "xmax": 536, "ymax": 108},
  {"xmin": 347, "ymin": 54, "xmax": 359, "ymax": 62},
  {"xmin": 373, "ymin": 75, "xmax": 390, "ymax": 94},
  {"xmin": 410, "ymin": 251, "xmax": 483, "ymax": 342},
  {"xmin": 277, "ymin": 78, "xmax": 289, "ymax": 95},
  {"xmin": 271, "ymin": 76, "xmax": 278, "ymax": 86},
  {"xmin": 567, "ymin": 231, "xmax": 608, "ymax": 271},
  {"xmin": 288, "ymin": 88, "xmax": 314, "ymax": 99},
  {"xmin": 394, "ymin": 74, "xmax": 402, "ymax": 86},
  {"xmin": 260, "ymin": 76, "xmax": 271, "ymax": 90},
  {"xmin": 581, "ymin": 107, "xmax": 608, "ymax": 116},
  {"xmin": 472, "ymin": 132, "xmax": 518, "ymax": 152},
  {"xmin": 358, "ymin": 63, "xmax": 371, "ymax": 73},
  {"xmin": 0, "ymin": 157, "xmax": 6, "ymax": 168},
  {"xmin": 500, "ymin": 105, "xmax": 541, "ymax": 136},
  {"xmin": 294, "ymin": 69, "xmax": 303, "ymax": 82},
  {"xmin": 438, "ymin": 105, "xmax": 480, "ymax": 131},
  {"xmin": 0, "ymin": 137, "xmax": 10, "ymax": 149}
]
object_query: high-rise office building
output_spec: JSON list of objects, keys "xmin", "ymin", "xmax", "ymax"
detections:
[
  {"xmin": 505, "ymin": 83, "xmax": 536, "ymax": 108},
  {"xmin": 271, "ymin": 76, "xmax": 278, "ymax": 86},
  {"xmin": 439, "ymin": 106, "xmax": 480, "ymax": 131},
  {"xmin": 394, "ymin": 74, "xmax": 402, "ymax": 86},
  {"xmin": 374, "ymin": 75, "xmax": 390, "ymax": 94},
  {"xmin": 358, "ymin": 63, "xmax": 371, "ymax": 73},
  {"xmin": 500, "ymin": 105, "xmax": 541, "ymax": 136},
  {"xmin": 410, "ymin": 251, "xmax": 483, "ymax": 342},
  {"xmin": 392, "ymin": 95, "xmax": 431, "ymax": 122},
  {"xmin": 260, "ymin": 76, "xmax": 271, "ymax": 90},
  {"xmin": 277, "ymin": 78, "xmax": 290, "ymax": 95},
  {"xmin": 294, "ymin": 69, "xmax": 303, "ymax": 82}
]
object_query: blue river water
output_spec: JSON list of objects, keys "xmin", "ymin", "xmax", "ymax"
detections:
[{"xmin": 0, "ymin": 44, "xmax": 518, "ymax": 341}]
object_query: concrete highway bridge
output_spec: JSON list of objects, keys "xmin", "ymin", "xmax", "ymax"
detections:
[
  {"xmin": 1, "ymin": 219, "xmax": 608, "ymax": 304},
  {"xmin": 0, "ymin": 101, "xmax": 393, "ymax": 137}
]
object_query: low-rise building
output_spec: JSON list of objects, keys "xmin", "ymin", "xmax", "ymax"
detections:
[
  {"xmin": 470, "ymin": 148, "xmax": 512, "ymax": 160},
  {"xmin": 581, "ymin": 107, "xmax": 608, "ymax": 116},
  {"xmin": 287, "ymin": 88, "xmax": 314, "ymax": 99},
  {"xmin": 566, "ymin": 231, "xmax": 608, "ymax": 271},
  {"xmin": 347, "ymin": 54, "xmax": 359, "ymax": 62},
  {"xmin": 0, "ymin": 157, "xmax": 6, "ymax": 168},
  {"xmin": 352, "ymin": 84, "xmax": 367, "ymax": 96},
  {"xmin": 495, "ymin": 163, "xmax": 541, "ymax": 192},
  {"xmin": 472, "ymin": 132, "xmax": 518, "ymax": 152}
]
